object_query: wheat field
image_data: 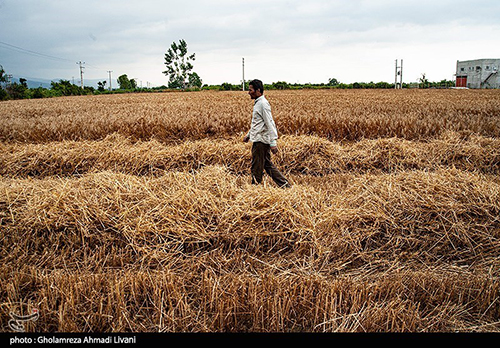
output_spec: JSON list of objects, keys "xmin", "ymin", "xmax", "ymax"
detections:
[{"xmin": 1, "ymin": 89, "xmax": 499, "ymax": 332}]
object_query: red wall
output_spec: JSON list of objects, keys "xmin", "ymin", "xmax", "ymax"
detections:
[{"xmin": 456, "ymin": 76, "xmax": 467, "ymax": 87}]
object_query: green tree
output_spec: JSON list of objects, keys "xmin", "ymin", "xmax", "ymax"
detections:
[
  {"xmin": 6, "ymin": 82, "xmax": 28, "ymax": 99},
  {"xmin": 51, "ymin": 80, "xmax": 83, "ymax": 96},
  {"xmin": 163, "ymin": 39, "xmax": 196, "ymax": 89},
  {"xmin": 419, "ymin": 73, "xmax": 429, "ymax": 89},
  {"xmin": 375, "ymin": 81, "xmax": 392, "ymax": 89},
  {"xmin": 327, "ymin": 78, "xmax": 339, "ymax": 86},
  {"xmin": 188, "ymin": 72, "xmax": 202, "ymax": 88},
  {"xmin": 32, "ymin": 87, "xmax": 46, "ymax": 99},
  {"xmin": 220, "ymin": 82, "xmax": 232, "ymax": 91},
  {"xmin": 117, "ymin": 74, "xmax": 132, "ymax": 89},
  {"xmin": 0, "ymin": 65, "xmax": 8, "ymax": 100},
  {"xmin": 0, "ymin": 88, "xmax": 7, "ymax": 100},
  {"xmin": 272, "ymin": 81, "xmax": 289, "ymax": 90},
  {"xmin": 97, "ymin": 80, "xmax": 107, "ymax": 92},
  {"xmin": 0, "ymin": 65, "xmax": 7, "ymax": 83}
]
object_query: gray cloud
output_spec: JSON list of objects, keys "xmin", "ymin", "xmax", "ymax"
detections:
[{"xmin": 1, "ymin": 0, "xmax": 499, "ymax": 85}]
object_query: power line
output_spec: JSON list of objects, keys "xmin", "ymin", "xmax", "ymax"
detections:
[
  {"xmin": 0, "ymin": 40, "xmax": 74, "ymax": 63},
  {"xmin": 0, "ymin": 40, "xmax": 121, "ymax": 88},
  {"xmin": 0, "ymin": 40, "xmax": 105, "ymax": 73},
  {"xmin": 85, "ymin": 62, "xmax": 103, "ymax": 70}
]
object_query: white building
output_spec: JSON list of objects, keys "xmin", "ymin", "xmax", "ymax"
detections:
[{"xmin": 456, "ymin": 59, "xmax": 500, "ymax": 89}]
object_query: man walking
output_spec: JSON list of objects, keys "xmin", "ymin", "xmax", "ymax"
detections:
[{"xmin": 243, "ymin": 79, "xmax": 290, "ymax": 188}]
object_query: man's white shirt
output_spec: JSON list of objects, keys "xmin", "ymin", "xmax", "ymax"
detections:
[{"xmin": 247, "ymin": 95, "xmax": 278, "ymax": 147}]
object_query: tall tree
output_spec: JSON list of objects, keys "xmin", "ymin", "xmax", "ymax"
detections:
[{"xmin": 163, "ymin": 39, "xmax": 196, "ymax": 89}]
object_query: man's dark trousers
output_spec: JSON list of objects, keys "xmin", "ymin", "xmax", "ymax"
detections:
[{"xmin": 251, "ymin": 141, "xmax": 289, "ymax": 187}]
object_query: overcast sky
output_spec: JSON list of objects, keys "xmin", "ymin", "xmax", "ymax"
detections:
[{"xmin": 1, "ymin": 0, "xmax": 499, "ymax": 87}]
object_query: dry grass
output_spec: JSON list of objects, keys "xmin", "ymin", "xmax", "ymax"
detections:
[
  {"xmin": 1, "ymin": 132, "xmax": 499, "ymax": 178},
  {"xmin": 1, "ymin": 89, "xmax": 499, "ymax": 332},
  {"xmin": 1, "ymin": 89, "xmax": 499, "ymax": 143}
]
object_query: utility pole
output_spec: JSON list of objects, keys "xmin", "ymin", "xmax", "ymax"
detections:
[
  {"xmin": 395, "ymin": 60, "xmax": 398, "ymax": 89},
  {"xmin": 400, "ymin": 59, "xmax": 403, "ymax": 88},
  {"xmin": 77, "ymin": 61, "xmax": 85, "ymax": 89},
  {"xmin": 107, "ymin": 70, "xmax": 112, "ymax": 91},
  {"xmin": 242, "ymin": 57, "xmax": 245, "ymax": 91},
  {"xmin": 395, "ymin": 59, "xmax": 403, "ymax": 89}
]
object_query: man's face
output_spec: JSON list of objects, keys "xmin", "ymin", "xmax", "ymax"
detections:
[{"xmin": 248, "ymin": 85, "xmax": 261, "ymax": 100}]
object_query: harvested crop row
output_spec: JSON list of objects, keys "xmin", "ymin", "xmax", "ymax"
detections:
[
  {"xmin": 1, "ymin": 132, "xmax": 499, "ymax": 178},
  {"xmin": 2, "ymin": 166, "xmax": 499, "ymax": 271},
  {"xmin": 1, "ymin": 264, "xmax": 498, "ymax": 332},
  {"xmin": 1, "ymin": 90, "xmax": 499, "ymax": 143}
]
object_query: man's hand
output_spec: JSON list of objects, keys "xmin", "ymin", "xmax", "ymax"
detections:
[
  {"xmin": 270, "ymin": 146, "xmax": 278, "ymax": 154},
  {"xmin": 243, "ymin": 135, "xmax": 250, "ymax": 143}
]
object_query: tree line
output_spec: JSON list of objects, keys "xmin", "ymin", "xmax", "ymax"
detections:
[{"xmin": 0, "ymin": 73, "xmax": 458, "ymax": 102}]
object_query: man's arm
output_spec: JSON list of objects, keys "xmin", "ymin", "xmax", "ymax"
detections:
[{"xmin": 261, "ymin": 104, "xmax": 278, "ymax": 151}]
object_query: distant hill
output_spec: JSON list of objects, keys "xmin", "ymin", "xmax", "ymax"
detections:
[
  {"xmin": 11, "ymin": 76, "xmax": 52, "ymax": 89},
  {"xmin": 11, "ymin": 75, "xmax": 105, "ymax": 89}
]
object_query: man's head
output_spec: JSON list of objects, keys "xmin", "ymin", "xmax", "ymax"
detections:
[{"xmin": 248, "ymin": 79, "xmax": 264, "ymax": 100}]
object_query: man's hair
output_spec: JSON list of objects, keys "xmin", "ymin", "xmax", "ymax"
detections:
[{"xmin": 249, "ymin": 79, "xmax": 264, "ymax": 93}]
